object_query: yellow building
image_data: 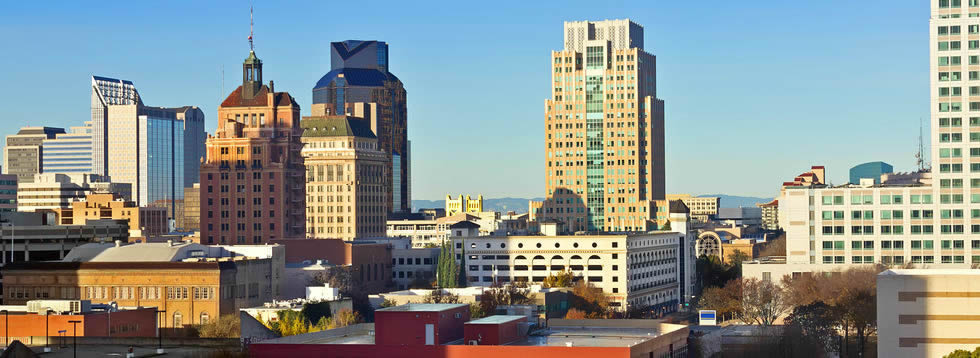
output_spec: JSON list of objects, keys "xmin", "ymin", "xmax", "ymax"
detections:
[
  {"xmin": 446, "ymin": 194, "xmax": 483, "ymax": 216},
  {"xmin": 54, "ymin": 193, "xmax": 168, "ymax": 237}
]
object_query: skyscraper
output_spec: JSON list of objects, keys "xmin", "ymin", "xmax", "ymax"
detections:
[
  {"xmin": 3, "ymin": 127, "xmax": 65, "ymax": 183},
  {"xmin": 541, "ymin": 19, "xmax": 666, "ymax": 233},
  {"xmin": 301, "ymin": 115, "xmax": 388, "ymax": 240},
  {"xmin": 89, "ymin": 76, "xmax": 205, "ymax": 221},
  {"xmin": 312, "ymin": 40, "xmax": 410, "ymax": 214},
  {"xmin": 199, "ymin": 49, "xmax": 306, "ymax": 244},
  {"xmin": 41, "ymin": 122, "xmax": 94, "ymax": 175}
]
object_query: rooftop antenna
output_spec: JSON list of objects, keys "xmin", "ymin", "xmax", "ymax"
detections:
[
  {"xmin": 248, "ymin": 4, "xmax": 254, "ymax": 52},
  {"xmin": 915, "ymin": 117, "xmax": 927, "ymax": 171}
]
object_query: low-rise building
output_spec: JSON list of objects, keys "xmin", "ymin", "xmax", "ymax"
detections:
[
  {"xmin": 0, "ymin": 300, "xmax": 157, "ymax": 345},
  {"xmin": 52, "ymin": 193, "xmax": 168, "ymax": 237},
  {"xmin": 16, "ymin": 173, "xmax": 131, "ymax": 212},
  {"xmin": 0, "ymin": 211, "xmax": 130, "ymax": 264},
  {"xmin": 370, "ymin": 285, "xmax": 571, "ymax": 319},
  {"xmin": 666, "ymin": 194, "xmax": 720, "ymax": 223},
  {"xmin": 2, "ymin": 241, "xmax": 284, "ymax": 328},
  {"xmin": 248, "ymin": 303, "xmax": 689, "ymax": 358},
  {"xmin": 271, "ymin": 238, "xmax": 392, "ymax": 294},
  {"xmin": 450, "ymin": 204, "xmax": 696, "ymax": 312},
  {"xmin": 877, "ymin": 269, "xmax": 980, "ymax": 358}
]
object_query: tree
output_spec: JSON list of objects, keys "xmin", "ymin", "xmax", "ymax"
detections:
[
  {"xmin": 311, "ymin": 266, "xmax": 375, "ymax": 322},
  {"xmin": 479, "ymin": 282, "xmax": 535, "ymax": 315},
  {"xmin": 564, "ymin": 308, "xmax": 587, "ymax": 319},
  {"xmin": 569, "ymin": 281, "xmax": 611, "ymax": 318},
  {"xmin": 422, "ymin": 289, "xmax": 461, "ymax": 304},
  {"xmin": 785, "ymin": 302, "xmax": 838, "ymax": 356},
  {"xmin": 196, "ymin": 314, "xmax": 240, "ymax": 338},
  {"xmin": 541, "ymin": 269, "xmax": 574, "ymax": 288},
  {"xmin": 740, "ymin": 278, "xmax": 790, "ymax": 326},
  {"xmin": 437, "ymin": 239, "xmax": 460, "ymax": 288},
  {"xmin": 726, "ymin": 250, "xmax": 751, "ymax": 276},
  {"xmin": 695, "ymin": 255, "xmax": 737, "ymax": 292},
  {"xmin": 943, "ymin": 347, "xmax": 980, "ymax": 358},
  {"xmin": 379, "ymin": 298, "xmax": 398, "ymax": 308},
  {"xmin": 661, "ymin": 220, "xmax": 671, "ymax": 231},
  {"xmin": 696, "ymin": 279, "xmax": 742, "ymax": 322},
  {"xmin": 759, "ymin": 233, "xmax": 786, "ymax": 257},
  {"xmin": 469, "ymin": 303, "xmax": 485, "ymax": 319}
]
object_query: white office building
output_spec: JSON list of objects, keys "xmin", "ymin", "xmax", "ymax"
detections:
[{"xmin": 41, "ymin": 122, "xmax": 94, "ymax": 175}]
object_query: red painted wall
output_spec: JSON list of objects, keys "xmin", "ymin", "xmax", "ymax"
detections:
[
  {"xmin": 3, "ymin": 308, "xmax": 156, "ymax": 339},
  {"xmin": 250, "ymin": 343, "xmax": 629, "ymax": 358},
  {"xmin": 464, "ymin": 317, "xmax": 526, "ymax": 345},
  {"xmin": 375, "ymin": 305, "xmax": 470, "ymax": 345}
]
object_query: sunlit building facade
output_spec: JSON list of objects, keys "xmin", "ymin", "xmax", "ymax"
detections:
[{"xmin": 541, "ymin": 19, "xmax": 666, "ymax": 233}]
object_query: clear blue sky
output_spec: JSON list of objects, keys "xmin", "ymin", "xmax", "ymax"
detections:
[{"xmin": 0, "ymin": 0, "xmax": 929, "ymax": 200}]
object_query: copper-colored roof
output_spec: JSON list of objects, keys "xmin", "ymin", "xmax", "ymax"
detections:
[{"xmin": 220, "ymin": 85, "xmax": 298, "ymax": 108}]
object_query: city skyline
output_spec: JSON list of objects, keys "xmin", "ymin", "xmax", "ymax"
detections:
[{"xmin": 0, "ymin": 1, "xmax": 931, "ymax": 199}]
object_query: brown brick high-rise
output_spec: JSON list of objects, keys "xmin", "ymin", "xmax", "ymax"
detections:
[{"xmin": 200, "ymin": 50, "xmax": 305, "ymax": 244}]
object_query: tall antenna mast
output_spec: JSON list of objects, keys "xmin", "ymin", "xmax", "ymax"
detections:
[
  {"xmin": 915, "ymin": 117, "xmax": 926, "ymax": 171},
  {"xmin": 248, "ymin": 5, "xmax": 254, "ymax": 51}
]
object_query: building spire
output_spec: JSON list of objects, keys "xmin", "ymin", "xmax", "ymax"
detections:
[{"xmin": 248, "ymin": 5, "xmax": 254, "ymax": 51}]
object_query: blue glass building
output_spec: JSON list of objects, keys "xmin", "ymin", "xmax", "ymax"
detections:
[{"xmin": 849, "ymin": 161, "xmax": 894, "ymax": 184}]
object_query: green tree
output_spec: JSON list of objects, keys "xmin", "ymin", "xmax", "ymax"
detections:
[
  {"xmin": 661, "ymin": 220, "xmax": 671, "ymax": 231},
  {"xmin": 727, "ymin": 250, "xmax": 751, "ymax": 276},
  {"xmin": 379, "ymin": 298, "xmax": 398, "ymax": 308},
  {"xmin": 437, "ymin": 239, "xmax": 460, "ymax": 288},
  {"xmin": 541, "ymin": 269, "xmax": 575, "ymax": 288},
  {"xmin": 422, "ymin": 289, "xmax": 461, "ymax": 304}
]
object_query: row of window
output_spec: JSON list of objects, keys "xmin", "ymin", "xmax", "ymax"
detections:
[
  {"xmin": 822, "ymin": 239, "xmax": 979, "ymax": 250},
  {"xmin": 821, "ymin": 194, "xmax": 933, "ymax": 205},
  {"xmin": 822, "ymin": 255, "xmax": 979, "ymax": 265}
]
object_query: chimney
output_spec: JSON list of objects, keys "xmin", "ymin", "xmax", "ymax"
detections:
[{"xmin": 269, "ymin": 80, "xmax": 274, "ymax": 93}]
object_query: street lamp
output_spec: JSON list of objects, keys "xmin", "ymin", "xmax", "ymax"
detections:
[
  {"xmin": 44, "ymin": 308, "xmax": 53, "ymax": 353},
  {"xmin": 1, "ymin": 310, "xmax": 8, "ymax": 351},
  {"xmin": 156, "ymin": 310, "xmax": 166, "ymax": 354},
  {"xmin": 68, "ymin": 320, "xmax": 81, "ymax": 358}
]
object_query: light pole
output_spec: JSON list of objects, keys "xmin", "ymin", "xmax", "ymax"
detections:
[
  {"xmin": 68, "ymin": 320, "xmax": 81, "ymax": 358},
  {"xmin": 156, "ymin": 310, "xmax": 166, "ymax": 354},
  {"xmin": 44, "ymin": 309, "xmax": 53, "ymax": 353},
  {"xmin": 1, "ymin": 310, "xmax": 8, "ymax": 351}
]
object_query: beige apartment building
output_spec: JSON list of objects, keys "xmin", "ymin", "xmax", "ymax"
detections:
[
  {"xmin": 665, "ymin": 194, "xmax": 720, "ymax": 223},
  {"xmin": 541, "ymin": 19, "xmax": 666, "ymax": 233},
  {"xmin": 878, "ymin": 269, "xmax": 980, "ymax": 357},
  {"xmin": 301, "ymin": 115, "xmax": 388, "ymax": 240}
]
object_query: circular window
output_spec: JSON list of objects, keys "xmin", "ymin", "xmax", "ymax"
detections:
[
  {"xmin": 518, "ymin": 243, "xmax": 524, "ymax": 248},
  {"xmin": 470, "ymin": 243, "xmax": 476, "ymax": 248},
  {"xmin": 486, "ymin": 243, "xmax": 491, "ymax": 249},
  {"xmin": 500, "ymin": 243, "xmax": 506, "ymax": 248},
  {"xmin": 555, "ymin": 243, "xmax": 560, "ymax": 248},
  {"xmin": 573, "ymin": 243, "xmax": 579, "ymax": 248},
  {"xmin": 536, "ymin": 243, "xmax": 542, "ymax": 248},
  {"xmin": 592, "ymin": 242, "xmax": 598, "ymax": 248}
]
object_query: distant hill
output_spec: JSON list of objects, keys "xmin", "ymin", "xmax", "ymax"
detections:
[
  {"xmin": 699, "ymin": 194, "xmax": 774, "ymax": 208},
  {"xmin": 412, "ymin": 197, "xmax": 545, "ymax": 214}
]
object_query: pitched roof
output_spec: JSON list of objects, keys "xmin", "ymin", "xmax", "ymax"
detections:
[
  {"xmin": 668, "ymin": 199, "xmax": 690, "ymax": 214},
  {"xmin": 301, "ymin": 116, "xmax": 376, "ymax": 139},
  {"xmin": 220, "ymin": 85, "xmax": 298, "ymax": 108}
]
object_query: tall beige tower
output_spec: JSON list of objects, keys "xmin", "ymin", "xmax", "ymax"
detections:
[
  {"xmin": 542, "ymin": 19, "xmax": 666, "ymax": 233},
  {"xmin": 301, "ymin": 116, "xmax": 388, "ymax": 240}
]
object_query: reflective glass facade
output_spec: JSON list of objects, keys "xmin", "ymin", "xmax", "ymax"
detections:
[{"xmin": 140, "ymin": 115, "xmax": 184, "ymax": 220}]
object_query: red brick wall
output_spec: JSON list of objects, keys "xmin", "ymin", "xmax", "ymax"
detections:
[{"xmin": 272, "ymin": 239, "xmax": 391, "ymax": 294}]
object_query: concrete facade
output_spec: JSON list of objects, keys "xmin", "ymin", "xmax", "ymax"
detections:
[
  {"xmin": 40, "ymin": 122, "xmax": 93, "ymax": 175},
  {"xmin": 877, "ymin": 269, "xmax": 980, "ymax": 358},
  {"xmin": 52, "ymin": 193, "xmax": 168, "ymax": 237},
  {"xmin": 301, "ymin": 115, "xmax": 388, "ymax": 240},
  {"xmin": 3, "ymin": 127, "xmax": 65, "ymax": 184},
  {"xmin": 16, "ymin": 173, "xmax": 131, "ymax": 212},
  {"xmin": 666, "ymin": 194, "xmax": 720, "ymax": 223},
  {"xmin": 541, "ymin": 19, "xmax": 666, "ymax": 233}
]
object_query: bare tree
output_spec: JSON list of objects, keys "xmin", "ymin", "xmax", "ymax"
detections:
[{"xmin": 740, "ymin": 278, "xmax": 790, "ymax": 326}]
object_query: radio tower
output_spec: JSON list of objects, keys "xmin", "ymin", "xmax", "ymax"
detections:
[
  {"xmin": 915, "ymin": 117, "xmax": 928, "ymax": 171},
  {"xmin": 248, "ymin": 5, "xmax": 254, "ymax": 51}
]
